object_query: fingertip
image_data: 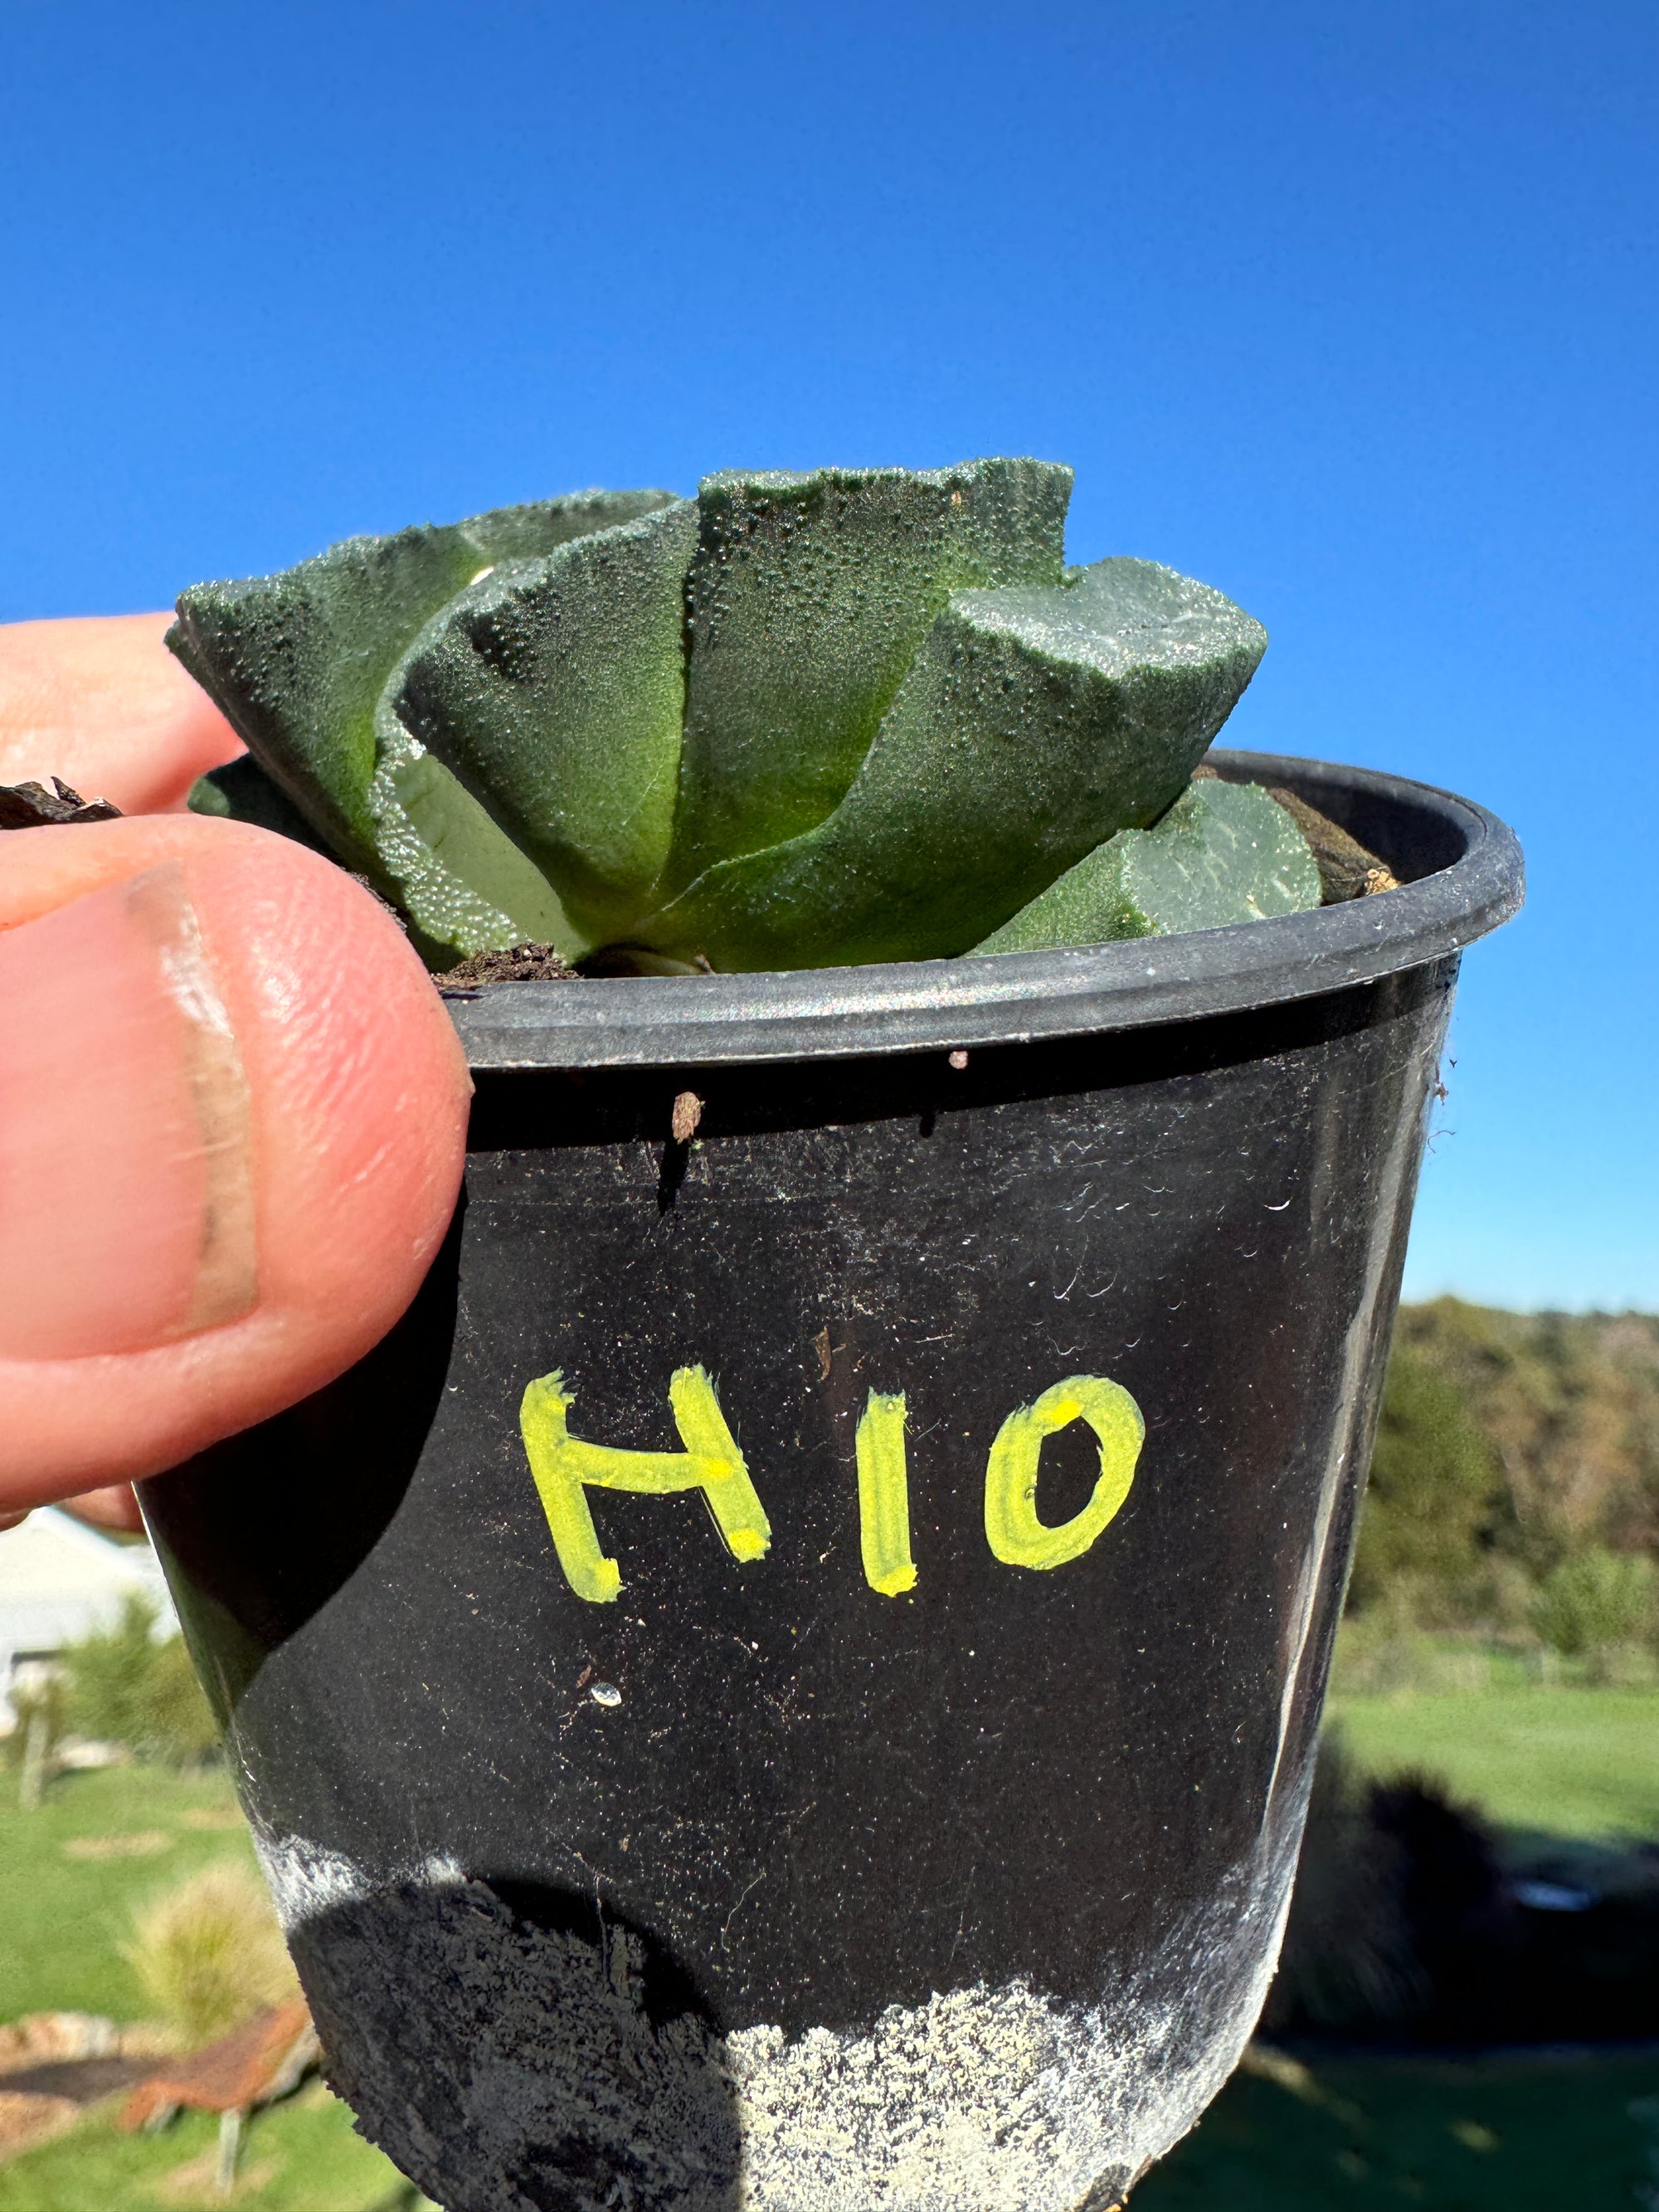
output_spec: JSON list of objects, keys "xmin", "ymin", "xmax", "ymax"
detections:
[
  {"xmin": 0, "ymin": 613, "xmax": 243, "ymax": 814},
  {"xmin": 61, "ymin": 1485, "xmax": 147, "ymax": 1535},
  {"xmin": 0, "ymin": 816, "xmax": 470, "ymax": 1502}
]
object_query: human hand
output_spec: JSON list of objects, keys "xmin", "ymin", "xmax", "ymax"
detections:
[{"xmin": 0, "ymin": 616, "xmax": 472, "ymax": 1529}]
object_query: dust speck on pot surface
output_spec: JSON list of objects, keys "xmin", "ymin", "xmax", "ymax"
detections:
[{"xmin": 141, "ymin": 756, "xmax": 1519, "ymax": 2210}]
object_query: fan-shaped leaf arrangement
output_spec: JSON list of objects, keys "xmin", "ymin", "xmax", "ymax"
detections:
[{"xmin": 176, "ymin": 460, "xmax": 1323, "ymax": 972}]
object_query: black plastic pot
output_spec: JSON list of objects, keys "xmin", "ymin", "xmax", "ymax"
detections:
[{"xmin": 140, "ymin": 751, "xmax": 1520, "ymax": 2212}]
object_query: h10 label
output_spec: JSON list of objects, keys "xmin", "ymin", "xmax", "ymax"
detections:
[{"xmin": 521, "ymin": 1364, "xmax": 1144, "ymax": 1604}]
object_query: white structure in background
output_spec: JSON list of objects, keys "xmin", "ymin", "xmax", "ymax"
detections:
[{"xmin": 0, "ymin": 1508, "xmax": 177, "ymax": 1732}]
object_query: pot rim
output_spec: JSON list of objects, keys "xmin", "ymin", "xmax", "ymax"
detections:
[{"xmin": 446, "ymin": 748, "xmax": 1523, "ymax": 1072}]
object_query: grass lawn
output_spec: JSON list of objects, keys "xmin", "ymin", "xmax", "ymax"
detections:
[
  {"xmin": 1327, "ymin": 1683, "xmax": 1659, "ymax": 1836},
  {"xmin": 1137, "ymin": 2044, "xmax": 1659, "ymax": 2210},
  {"xmin": 0, "ymin": 1762, "xmax": 260, "ymax": 2022},
  {"xmin": 0, "ymin": 2081, "xmax": 427, "ymax": 2211},
  {"xmin": 0, "ymin": 1761, "xmax": 426, "ymax": 2208}
]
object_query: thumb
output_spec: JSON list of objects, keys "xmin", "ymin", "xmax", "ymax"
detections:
[{"xmin": 0, "ymin": 814, "xmax": 470, "ymax": 1505}]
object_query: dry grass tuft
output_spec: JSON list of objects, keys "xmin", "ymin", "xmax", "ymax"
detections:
[{"xmin": 124, "ymin": 1864, "xmax": 299, "ymax": 2051}]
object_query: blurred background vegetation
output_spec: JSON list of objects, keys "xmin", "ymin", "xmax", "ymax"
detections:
[
  {"xmin": 60, "ymin": 1594, "xmax": 220, "ymax": 1768},
  {"xmin": 1346, "ymin": 1299, "xmax": 1659, "ymax": 1676}
]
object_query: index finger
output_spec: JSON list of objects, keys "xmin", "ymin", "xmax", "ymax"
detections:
[{"xmin": 0, "ymin": 613, "xmax": 243, "ymax": 815}]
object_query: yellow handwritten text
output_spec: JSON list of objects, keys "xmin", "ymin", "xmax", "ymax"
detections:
[
  {"xmin": 855, "ymin": 1391, "xmax": 917, "ymax": 1596},
  {"xmin": 520, "ymin": 1365, "xmax": 771, "ymax": 1604},
  {"xmin": 983, "ymin": 1374, "xmax": 1145, "ymax": 1571}
]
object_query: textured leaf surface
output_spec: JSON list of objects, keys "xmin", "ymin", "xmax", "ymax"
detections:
[
  {"xmin": 167, "ymin": 489, "xmax": 674, "ymax": 878},
  {"xmin": 187, "ymin": 746, "xmax": 573, "ymax": 959},
  {"xmin": 666, "ymin": 458, "xmax": 1072, "ymax": 883},
  {"xmin": 975, "ymin": 779, "xmax": 1321, "ymax": 953},
  {"xmin": 387, "ymin": 501, "xmax": 698, "ymax": 942},
  {"xmin": 642, "ymin": 557, "xmax": 1266, "ymax": 971},
  {"xmin": 367, "ymin": 736, "xmax": 580, "ymax": 960}
]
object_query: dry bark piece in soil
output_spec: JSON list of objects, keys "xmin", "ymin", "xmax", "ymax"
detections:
[
  {"xmin": 0, "ymin": 777, "xmax": 123, "ymax": 829},
  {"xmin": 1265, "ymin": 786, "xmax": 1398, "ymax": 902},
  {"xmin": 432, "ymin": 942, "xmax": 579, "ymax": 986}
]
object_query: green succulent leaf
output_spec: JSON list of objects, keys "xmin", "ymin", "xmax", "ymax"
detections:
[
  {"xmin": 385, "ymin": 500, "xmax": 699, "ymax": 943},
  {"xmin": 665, "ymin": 458, "xmax": 1073, "ymax": 884},
  {"xmin": 169, "ymin": 465, "xmax": 1284, "ymax": 977},
  {"xmin": 167, "ymin": 489, "xmax": 674, "ymax": 928},
  {"xmin": 640, "ymin": 557, "xmax": 1267, "ymax": 971},
  {"xmin": 975, "ymin": 778, "xmax": 1321, "ymax": 954},
  {"xmin": 185, "ymin": 745, "xmax": 562, "ymax": 961},
  {"xmin": 188, "ymin": 745, "xmax": 576, "ymax": 960},
  {"xmin": 367, "ymin": 737, "xmax": 580, "ymax": 961}
]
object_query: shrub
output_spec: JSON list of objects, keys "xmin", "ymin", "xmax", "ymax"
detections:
[
  {"xmin": 1388, "ymin": 1300, "xmax": 1659, "ymax": 1582},
  {"xmin": 124, "ymin": 1863, "xmax": 299, "ymax": 2049},
  {"xmin": 1262, "ymin": 1736, "xmax": 1423, "ymax": 2035},
  {"xmin": 59, "ymin": 1592, "xmax": 221, "ymax": 1764},
  {"xmin": 1349, "ymin": 1351, "xmax": 1503, "ymax": 1621},
  {"xmin": 1530, "ymin": 1545, "xmax": 1656, "ymax": 1663}
]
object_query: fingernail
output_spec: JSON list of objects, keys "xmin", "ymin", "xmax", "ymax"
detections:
[{"xmin": 0, "ymin": 863, "xmax": 257, "ymax": 1358}]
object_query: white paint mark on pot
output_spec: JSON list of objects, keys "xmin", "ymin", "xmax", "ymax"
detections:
[{"xmin": 251, "ymin": 1832, "xmax": 465, "ymax": 1931}]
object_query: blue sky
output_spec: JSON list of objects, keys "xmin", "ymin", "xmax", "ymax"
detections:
[{"xmin": 2, "ymin": 1, "xmax": 1653, "ymax": 1310}]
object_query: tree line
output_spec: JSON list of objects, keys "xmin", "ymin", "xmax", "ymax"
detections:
[{"xmin": 1351, "ymin": 1298, "xmax": 1659, "ymax": 1671}]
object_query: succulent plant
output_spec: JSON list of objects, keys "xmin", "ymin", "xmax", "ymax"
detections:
[{"xmin": 177, "ymin": 459, "xmax": 1322, "ymax": 974}]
